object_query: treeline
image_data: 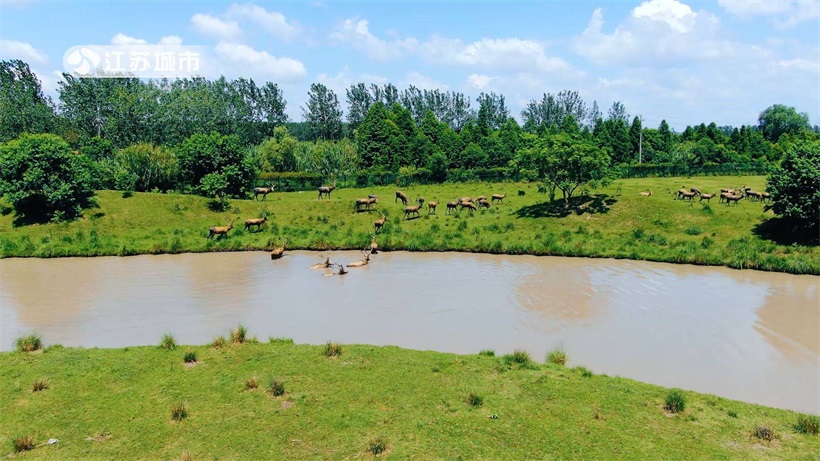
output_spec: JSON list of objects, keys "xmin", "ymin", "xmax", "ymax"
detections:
[{"xmin": 2, "ymin": 59, "xmax": 817, "ymax": 194}]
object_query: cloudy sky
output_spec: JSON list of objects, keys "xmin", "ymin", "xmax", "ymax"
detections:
[{"xmin": 1, "ymin": 0, "xmax": 818, "ymax": 131}]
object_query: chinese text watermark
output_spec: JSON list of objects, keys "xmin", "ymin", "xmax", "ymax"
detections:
[{"xmin": 63, "ymin": 45, "xmax": 208, "ymax": 78}]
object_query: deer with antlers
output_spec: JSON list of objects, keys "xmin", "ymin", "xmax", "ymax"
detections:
[
  {"xmin": 310, "ymin": 252, "xmax": 334, "ymax": 269},
  {"xmin": 253, "ymin": 183, "xmax": 275, "ymax": 201},
  {"xmin": 491, "ymin": 194, "xmax": 507, "ymax": 204},
  {"xmin": 244, "ymin": 212, "xmax": 269, "ymax": 232},
  {"xmin": 270, "ymin": 236, "xmax": 289, "ymax": 260},
  {"xmin": 374, "ymin": 214, "xmax": 387, "ymax": 234},
  {"xmin": 427, "ymin": 199, "xmax": 438, "ymax": 214},
  {"xmin": 395, "ymin": 190, "xmax": 409, "ymax": 205},
  {"xmin": 355, "ymin": 196, "xmax": 378, "ymax": 212},
  {"xmin": 208, "ymin": 218, "xmax": 235, "ymax": 239},
  {"xmin": 347, "ymin": 249, "xmax": 372, "ymax": 268},
  {"xmin": 318, "ymin": 183, "xmax": 337, "ymax": 200}
]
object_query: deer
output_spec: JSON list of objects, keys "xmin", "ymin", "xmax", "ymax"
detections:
[
  {"xmin": 724, "ymin": 193, "xmax": 744, "ymax": 206},
  {"xmin": 244, "ymin": 212, "xmax": 268, "ymax": 232},
  {"xmin": 310, "ymin": 252, "xmax": 334, "ymax": 269},
  {"xmin": 491, "ymin": 194, "xmax": 507, "ymax": 204},
  {"xmin": 404, "ymin": 201, "xmax": 423, "ymax": 220},
  {"xmin": 369, "ymin": 234, "xmax": 379, "ymax": 254},
  {"xmin": 253, "ymin": 183, "xmax": 275, "ymax": 201},
  {"xmin": 475, "ymin": 195, "xmax": 487, "ymax": 204},
  {"xmin": 458, "ymin": 196, "xmax": 472, "ymax": 205},
  {"xmin": 374, "ymin": 214, "xmax": 387, "ymax": 234},
  {"xmin": 675, "ymin": 188, "xmax": 689, "ymax": 200},
  {"xmin": 270, "ymin": 236, "xmax": 288, "ymax": 260},
  {"xmin": 760, "ymin": 192, "xmax": 771, "ymax": 203},
  {"xmin": 395, "ymin": 190, "xmax": 409, "ymax": 205},
  {"xmin": 347, "ymin": 249, "xmax": 372, "ymax": 268},
  {"xmin": 208, "ymin": 218, "xmax": 235, "ymax": 239},
  {"xmin": 638, "ymin": 190, "xmax": 652, "ymax": 196},
  {"xmin": 745, "ymin": 190, "xmax": 762, "ymax": 202},
  {"xmin": 690, "ymin": 187, "xmax": 701, "ymax": 195},
  {"xmin": 679, "ymin": 190, "xmax": 697, "ymax": 201},
  {"xmin": 446, "ymin": 200, "xmax": 459, "ymax": 215},
  {"xmin": 427, "ymin": 199, "xmax": 438, "ymax": 214},
  {"xmin": 699, "ymin": 192, "xmax": 716, "ymax": 203},
  {"xmin": 417, "ymin": 196, "xmax": 425, "ymax": 207},
  {"xmin": 355, "ymin": 196, "xmax": 378, "ymax": 212},
  {"xmin": 318, "ymin": 183, "xmax": 337, "ymax": 200},
  {"xmin": 477, "ymin": 198, "xmax": 491, "ymax": 209},
  {"xmin": 459, "ymin": 201, "xmax": 477, "ymax": 213}
]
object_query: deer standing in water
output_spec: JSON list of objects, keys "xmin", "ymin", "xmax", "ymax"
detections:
[
  {"xmin": 253, "ymin": 183, "xmax": 275, "ymax": 201},
  {"xmin": 369, "ymin": 234, "xmax": 379, "ymax": 254},
  {"xmin": 318, "ymin": 183, "xmax": 337, "ymax": 199},
  {"xmin": 270, "ymin": 236, "xmax": 288, "ymax": 260},
  {"xmin": 208, "ymin": 218, "xmax": 235, "ymax": 239}
]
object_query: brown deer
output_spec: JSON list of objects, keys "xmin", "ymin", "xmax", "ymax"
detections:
[
  {"xmin": 699, "ymin": 192, "xmax": 716, "ymax": 203},
  {"xmin": 446, "ymin": 200, "xmax": 459, "ymax": 215},
  {"xmin": 347, "ymin": 249, "xmax": 372, "ymax": 268},
  {"xmin": 310, "ymin": 253, "xmax": 334, "ymax": 269},
  {"xmin": 427, "ymin": 199, "xmax": 438, "ymax": 214},
  {"xmin": 638, "ymin": 190, "xmax": 652, "ymax": 196},
  {"xmin": 253, "ymin": 183, "xmax": 275, "ymax": 201},
  {"xmin": 459, "ymin": 201, "xmax": 477, "ymax": 213},
  {"xmin": 724, "ymin": 193, "xmax": 744, "ymax": 206},
  {"xmin": 458, "ymin": 196, "xmax": 472, "ymax": 204},
  {"xmin": 374, "ymin": 214, "xmax": 387, "ymax": 234},
  {"xmin": 477, "ymin": 198, "xmax": 490, "ymax": 209},
  {"xmin": 675, "ymin": 188, "xmax": 688, "ymax": 200},
  {"xmin": 417, "ymin": 196, "xmax": 425, "ymax": 207},
  {"xmin": 760, "ymin": 192, "xmax": 771, "ymax": 203},
  {"xmin": 491, "ymin": 193, "xmax": 507, "ymax": 203},
  {"xmin": 679, "ymin": 190, "xmax": 697, "ymax": 201},
  {"xmin": 475, "ymin": 195, "xmax": 487, "ymax": 204},
  {"xmin": 404, "ymin": 202, "xmax": 423, "ymax": 220},
  {"xmin": 318, "ymin": 183, "xmax": 337, "ymax": 199},
  {"xmin": 244, "ymin": 212, "xmax": 268, "ymax": 232},
  {"xmin": 369, "ymin": 233, "xmax": 379, "ymax": 254},
  {"xmin": 690, "ymin": 187, "xmax": 701, "ymax": 195},
  {"xmin": 355, "ymin": 196, "xmax": 378, "ymax": 212},
  {"xmin": 745, "ymin": 190, "xmax": 762, "ymax": 202},
  {"xmin": 270, "ymin": 236, "xmax": 288, "ymax": 260},
  {"xmin": 395, "ymin": 190, "xmax": 409, "ymax": 205},
  {"xmin": 208, "ymin": 218, "xmax": 235, "ymax": 239}
]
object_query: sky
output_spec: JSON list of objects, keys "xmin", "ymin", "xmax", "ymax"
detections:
[{"xmin": 1, "ymin": 0, "xmax": 818, "ymax": 131}]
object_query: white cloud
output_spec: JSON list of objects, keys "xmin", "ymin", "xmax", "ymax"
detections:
[
  {"xmin": 329, "ymin": 18, "xmax": 418, "ymax": 60},
  {"xmin": 632, "ymin": 0, "xmax": 698, "ymax": 32},
  {"xmin": 111, "ymin": 33, "xmax": 147, "ymax": 46},
  {"xmin": 213, "ymin": 42, "xmax": 306, "ymax": 81},
  {"xmin": 159, "ymin": 36, "xmax": 184, "ymax": 46},
  {"xmin": 316, "ymin": 65, "xmax": 389, "ymax": 100},
  {"xmin": 191, "ymin": 13, "xmax": 242, "ymax": 40},
  {"xmin": 718, "ymin": 0, "xmax": 820, "ymax": 26},
  {"xmin": 466, "ymin": 74, "xmax": 494, "ymax": 90},
  {"xmin": 226, "ymin": 3, "xmax": 299, "ymax": 41},
  {"xmin": 0, "ymin": 40, "xmax": 47, "ymax": 64},
  {"xmin": 400, "ymin": 71, "xmax": 449, "ymax": 91}
]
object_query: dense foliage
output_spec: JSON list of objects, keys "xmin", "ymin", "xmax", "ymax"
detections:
[{"xmin": 766, "ymin": 138, "xmax": 820, "ymax": 228}]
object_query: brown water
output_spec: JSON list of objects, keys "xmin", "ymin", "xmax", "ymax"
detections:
[{"xmin": 1, "ymin": 251, "xmax": 817, "ymax": 413}]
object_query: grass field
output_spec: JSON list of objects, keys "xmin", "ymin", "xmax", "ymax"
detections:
[
  {"xmin": 2, "ymin": 339, "xmax": 818, "ymax": 460},
  {"xmin": 0, "ymin": 175, "xmax": 817, "ymax": 274}
]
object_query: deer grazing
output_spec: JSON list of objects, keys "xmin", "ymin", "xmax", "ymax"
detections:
[
  {"xmin": 395, "ymin": 190, "xmax": 409, "ymax": 205},
  {"xmin": 638, "ymin": 190, "xmax": 652, "ymax": 196},
  {"xmin": 208, "ymin": 218, "xmax": 235, "ymax": 239},
  {"xmin": 404, "ymin": 200, "xmax": 423, "ymax": 220},
  {"xmin": 355, "ymin": 196, "xmax": 378, "ymax": 212},
  {"xmin": 491, "ymin": 194, "xmax": 507, "ymax": 204},
  {"xmin": 745, "ymin": 190, "xmax": 762, "ymax": 202},
  {"xmin": 374, "ymin": 214, "xmax": 387, "ymax": 234},
  {"xmin": 253, "ymin": 183, "xmax": 275, "ymax": 201},
  {"xmin": 475, "ymin": 195, "xmax": 487, "ymax": 204},
  {"xmin": 427, "ymin": 199, "xmax": 438, "ymax": 214},
  {"xmin": 477, "ymin": 198, "xmax": 491, "ymax": 209},
  {"xmin": 417, "ymin": 196, "xmax": 425, "ymax": 207},
  {"xmin": 270, "ymin": 236, "xmax": 288, "ymax": 260},
  {"xmin": 760, "ymin": 192, "xmax": 771, "ymax": 202},
  {"xmin": 459, "ymin": 200, "xmax": 477, "ymax": 213},
  {"xmin": 318, "ymin": 183, "xmax": 337, "ymax": 200},
  {"xmin": 458, "ymin": 196, "xmax": 472, "ymax": 205},
  {"xmin": 347, "ymin": 249, "xmax": 372, "ymax": 268},
  {"xmin": 446, "ymin": 200, "xmax": 459, "ymax": 215},
  {"xmin": 244, "ymin": 212, "xmax": 268, "ymax": 232}
]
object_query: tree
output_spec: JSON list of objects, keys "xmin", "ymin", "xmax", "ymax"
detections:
[
  {"xmin": 346, "ymin": 83, "xmax": 374, "ymax": 132},
  {"xmin": 176, "ymin": 132, "xmax": 256, "ymax": 198},
  {"xmin": 766, "ymin": 139, "xmax": 819, "ymax": 229},
  {"xmin": 0, "ymin": 60, "xmax": 56, "ymax": 142},
  {"xmin": 0, "ymin": 133, "xmax": 96, "ymax": 221},
  {"xmin": 355, "ymin": 103, "xmax": 400, "ymax": 170},
  {"xmin": 258, "ymin": 126, "xmax": 298, "ymax": 172},
  {"xmin": 629, "ymin": 116, "xmax": 642, "ymax": 161},
  {"xmin": 454, "ymin": 142, "xmax": 488, "ymax": 170},
  {"xmin": 301, "ymin": 83, "xmax": 343, "ymax": 141},
  {"xmin": 113, "ymin": 143, "xmax": 179, "ymax": 192},
  {"xmin": 528, "ymin": 133, "xmax": 612, "ymax": 204},
  {"xmin": 758, "ymin": 104, "xmax": 811, "ymax": 143},
  {"xmin": 476, "ymin": 92, "xmax": 510, "ymax": 131}
]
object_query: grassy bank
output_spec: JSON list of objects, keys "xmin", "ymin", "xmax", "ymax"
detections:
[
  {"xmin": 2, "ymin": 339, "xmax": 818, "ymax": 460},
  {"xmin": 0, "ymin": 176, "xmax": 817, "ymax": 274}
]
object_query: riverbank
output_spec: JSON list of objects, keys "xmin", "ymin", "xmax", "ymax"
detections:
[
  {"xmin": 2, "ymin": 340, "xmax": 818, "ymax": 460},
  {"xmin": 0, "ymin": 176, "xmax": 817, "ymax": 274}
]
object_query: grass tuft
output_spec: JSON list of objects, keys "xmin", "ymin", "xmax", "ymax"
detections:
[
  {"xmin": 12, "ymin": 435, "xmax": 35, "ymax": 453},
  {"xmin": 502, "ymin": 349, "xmax": 533, "ymax": 369},
  {"xmin": 171, "ymin": 402, "xmax": 188, "ymax": 421},
  {"xmin": 183, "ymin": 350, "xmax": 197, "ymax": 363},
  {"xmin": 574, "ymin": 366, "xmax": 593, "ymax": 378},
  {"xmin": 32, "ymin": 378, "xmax": 49, "ymax": 392},
  {"xmin": 547, "ymin": 347, "xmax": 567, "ymax": 366},
  {"xmin": 324, "ymin": 341, "xmax": 342, "ymax": 357},
  {"xmin": 269, "ymin": 380, "xmax": 285, "ymax": 397},
  {"xmin": 727, "ymin": 410, "xmax": 738, "ymax": 418},
  {"xmin": 465, "ymin": 392, "xmax": 484, "ymax": 407},
  {"xmin": 795, "ymin": 414, "xmax": 820, "ymax": 435},
  {"xmin": 664, "ymin": 389, "xmax": 686, "ymax": 413},
  {"xmin": 211, "ymin": 336, "xmax": 226, "ymax": 348},
  {"xmin": 16, "ymin": 333, "xmax": 42, "ymax": 352},
  {"xmin": 245, "ymin": 377, "xmax": 259, "ymax": 390},
  {"xmin": 753, "ymin": 426, "xmax": 776, "ymax": 442},
  {"xmin": 368, "ymin": 435, "xmax": 388, "ymax": 455},
  {"xmin": 230, "ymin": 325, "xmax": 248, "ymax": 344},
  {"xmin": 478, "ymin": 349, "xmax": 495, "ymax": 357},
  {"xmin": 269, "ymin": 337, "xmax": 294, "ymax": 344},
  {"xmin": 160, "ymin": 333, "xmax": 176, "ymax": 351}
]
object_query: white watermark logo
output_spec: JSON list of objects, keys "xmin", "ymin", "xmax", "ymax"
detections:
[{"xmin": 63, "ymin": 45, "xmax": 207, "ymax": 78}]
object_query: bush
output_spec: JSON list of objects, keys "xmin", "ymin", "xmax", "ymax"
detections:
[
  {"xmin": 324, "ymin": 341, "xmax": 342, "ymax": 357},
  {"xmin": 765, "ymin": 140, "xmax": 819, "ymax": 229},
  {"xmin": 12, "ymin": 435, "xmax": 35, "ymax": 453},
  {"xmin": 465, "ymin": 392, "xmax": 484, "ymax": 407},
  {"xmin": 171, "ymin": 402, "xmax": 188, "ymax": 421},
  {"xmin": 664, "ymin": 389, "xmax": 686, "ymax": 413},
  {"xmin": 727, "ymin": 410, "xmax": 738, "ymax": 418},
  {"xmin": 160, "ymin": 333, "xmax": 176, "ymax": 351},
  {"xmin": 546, "ymin": 348, "xmax": 567, "ymax": 366},
  {"xmin": 502, "ymin": 349, "xmax": 533, "ymax": 368},
  {"xmin": 230, "ymin": 325, "xmax": 248, "ymax": 344},
  {"xmin": 183, "ymin": 350, "xmax": 197, "ymax": 363},
  {"xmin": 32, "ymin": 378, "xmax": 49, "ymax": 392},
  {"xmin": 478, "ymin": 349, "xmax": 495, "ymax": 357},
  {"xmin": 269, "ymin": 380, "xmax": 285, "ymax": 397},
  {"xmin": 368, "ymin": 436, "xmax": 387, "ymax": 455},
  {"xmin": 795, "ymin": 414, "xmax": 820, "ymax": 435},
  {"xmin": 15, "ymin": 334, "xmax": 42, "ymax": 352},
  {"xmin": 269, "ymin": 337, "xmax": 294, "ymax": 345}
]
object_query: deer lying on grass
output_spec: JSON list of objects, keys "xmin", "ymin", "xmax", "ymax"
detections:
[
  {"xmin": 270, "ymin": 237, "xmax": 288, "ymax": 260},
  {"xmin": 404, "ymin": 200, "xmax": 423, "ymax": 220},
  {"xmin": 638, "ymin": 190, "xmax": 652, "ymax": 196},
  {"xmin": 491, "ymin": 194, "xmax": 507, "ymax": 204},
  {"xmin": 355, "ymin": 196, "xmax": 378, "ymax": 212},
  {"xmin": 699, "ymin": 192, "xmax": 716, "ymax": 203},
  {"xmin": 395, "ymin": 190, "xmax": 409, "ymax": 205},
  {"xmin": 253, "ymin": 183, "xmax": 275, "ymax": 201},
  {"xmin": 318, "ymin": 183, "xmax": 336, "ymax": 200},
  {"xmin": 244, "ymin": 212, "xmax": 268, "ymax": 232},
  {"xmin": 347, "ymin": 249, "xmax": 372, "ymax": 268},
  {"xmin": 427, "ymin": 199, "xmax": 438, "ymax": 214},
  {"xmin": 208, "ymin": 218, "xmax": 235, "ymax": 239},
  {"xmin": 446, "ymin": 200, "xmax": 459, "ymax": 215},
  {"xmin": 374, "ymin": 214, "xmax": 387, "ymax": 234}
]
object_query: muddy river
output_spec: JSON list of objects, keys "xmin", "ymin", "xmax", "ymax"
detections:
[{"xmin": 0, "ymin": 251, "xmax": 817, "ymax": 413}]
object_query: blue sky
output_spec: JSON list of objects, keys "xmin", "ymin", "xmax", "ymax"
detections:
[{"xmin": 1, "ymin": 0, "xmax": 818, "ymax": 131}]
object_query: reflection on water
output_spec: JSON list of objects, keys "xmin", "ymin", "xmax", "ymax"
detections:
[{"xmin": 0, "ymin": 251, "xmax": 817, "ymax": 413}]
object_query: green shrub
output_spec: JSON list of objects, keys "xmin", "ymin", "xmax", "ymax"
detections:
[
  {"xmin": 574, "ymin": 366, "xmax": 593, "ymax": 378},
  {"xmin": 171, "ymin": 402, "xmax": 188, "ymax": 421},
  {"xmin": 664, "ymin": 389, "xmax": 686, "ymax": 413},
  {"xmin": 727, "ymin": 410, "xmax": 738, "ymax": 418},
  {"xmin": 160, "ymin": 333, "xmax": 176, "ymax": 351},
  {"xmin": 269, "ymin": 380, "xmax": 285, "ymax": 396},
  {"xmin": 269, "ymin": 337, "xmax": 294, "ymax": 344},
  {"xmin": 324, "ymin": 341, "xmax": 342, "ymax": 357},
  {"xmin": 478, "ymin": 350, "xmax": 495, "ymax": 357},
  {"xmin": 795, "ymin": 414, "xmax": 820, "ymax": 435},
  {"xmin": 465, "ymin": 392, "xmax": 484, "ymax": 407},
  {"xmin": 547, "ymin": 348, "xmax": 567, "ymax": 366},
  {"xmin": 15, "ymin": 334, "xmax": 42, "ymax": 352},
  {"xmin": 684, "ymin": 226, "xmax": 703, "ymax": 236},
  {"xmin": 183, "ymin": 350, "xmax": 197, "ymax": 363},
  {"xmin": 502, "ymin": 349, "xmax": 533, "ymax": 368}
]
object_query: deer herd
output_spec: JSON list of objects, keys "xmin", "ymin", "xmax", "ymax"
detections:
[{"xmin": 663, "ymin": 185, "xmax": 772, "ymax": 206}]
